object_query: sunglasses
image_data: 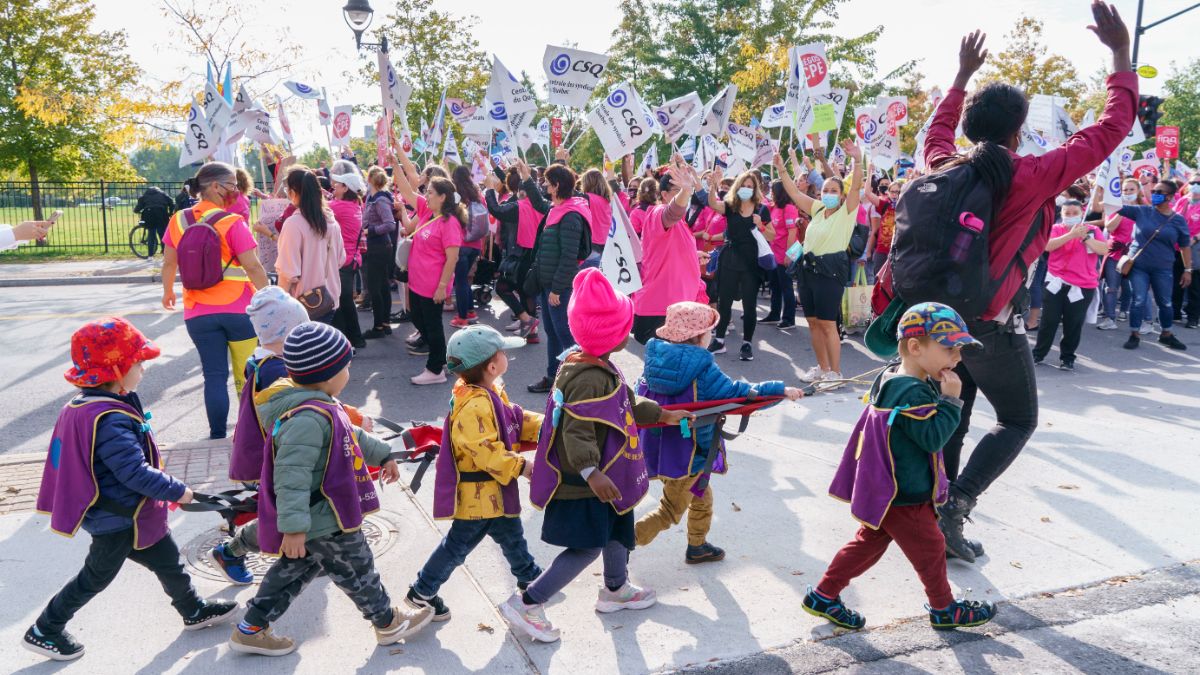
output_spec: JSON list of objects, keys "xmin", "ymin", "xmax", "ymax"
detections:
[{"xmin": 1151, "ymin": 189, "xmax": 1169, "ymax": 195}]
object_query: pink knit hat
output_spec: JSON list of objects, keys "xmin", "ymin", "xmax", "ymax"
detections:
[
  {"xmin": 656, "ymin": 302, "xmax": 719, "ymax": 343},
  {"xmin": 567, "ymin": 268, "xmax": 633, "ymax": 356}
]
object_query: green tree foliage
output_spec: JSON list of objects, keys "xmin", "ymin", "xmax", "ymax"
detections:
[
  {"xmin": 1160, "ymin": 59, "xmax": 1200, "ymax": 168},
  {"xmin": 129, "ymin": 144, "xmax": 197, "ymax": 183},
  {"xmin": 979, "ymin": 16, "xmax": 1082, "ymax": 101}
]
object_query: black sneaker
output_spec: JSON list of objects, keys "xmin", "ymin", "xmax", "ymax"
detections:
[
  {"xmin": 407, "ymin": 341, "xmax": 430, "ymax": 356},
  {"xmin": 364, "ymin": 327, "xmax": 390, "ymax": 340},
  {"xmin": 390, "ymin": 310, "xmax": 412, "ymax": 323},
  {"xmin": 685, "ymin": 542, "xmax": 726, "ymax": 564},
  {"xmin": 777, "ymin": 320, "xmax": 796, "ymax": 330},
  {"xmin": 1186, "ymin": 320, "xmax": 1199, "ymax": 330},
  {"xmin": 1033, "ymin": 356, "xmax": 1045, "ymax": 366},
  {"xmin": 1159, "ymin": 333, "xmax": 1188, "ymax": 351},
  {"xmin": 759, "ymin": 314, "xmax": 781, "ymax": 325},
  {"xmin": 707, "ymin": 338, "xmax": 726, "ymax": 355},
  {"xmin": 928, "ymin": 599, "xmax": 997, "ymax": 630},
  {"xmin": 945, "ymin": 538, "xmax": 986, "ymax": 560},
  {"xmin": 182, "ymin": 599, "xmax": 238, "ymax": 631},
  {"xmin": 1057, "ymin": 360, "xmax": 1075, "ymax": 372},
  {"xmin": 801, "ymin": 586, "xmax": 866, "ymax": 630},
  {"xmin": 23, "ymin": 625, "xmax": 84, "ymax": 661},
  {"xmin": 936, "ymin": 491, "xmax": 977, "ymax": 563},
  {"xmin": 1123, "ymin": 333, "xmax": 1140, "ymax": 350},
  {"xmin": 406, "ymin": 587, "xmax": 451, "ymax": 622},
  {"xmin": 739, "ymin": 343, "xmax": 754, "ymax": 361},
  {"xmin": 527, "ymin": 377, "xmax": 552, "ymax": 394}
]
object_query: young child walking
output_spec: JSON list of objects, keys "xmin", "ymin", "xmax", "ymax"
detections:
[
  {"xmin": 27, "ymin": 318, "xmax": 237, "ymax": 661},
  {"xmin": 404, "ymin": 325, "xmax": 544, "ymax": 621},
  {"xmin": 804, "ymin": 302, "xmax": 997, "ymax": 631},
  {"xmin": 500, "ymin": 268, "xmax": 692, "ymax": 643},
  {"xmin": 228, "ymin": 322, "xmax": 433, "ymax": 656},
  {"xmin": 635, "ymin": 302, "xmax": 804, "ymax": 563},
  {"xmin": 211, "ymin": 286, "xmax": 310, "ymax": 584}
]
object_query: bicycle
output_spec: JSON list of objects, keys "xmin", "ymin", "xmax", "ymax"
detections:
[{"xmin": 128, "ymin": 220, "xmax": 153, "ymax": 259}]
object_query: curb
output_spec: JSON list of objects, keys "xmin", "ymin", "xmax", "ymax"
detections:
[{"xmin": 0, "ymin": 274, "xmax": 164, "ymax": 288}]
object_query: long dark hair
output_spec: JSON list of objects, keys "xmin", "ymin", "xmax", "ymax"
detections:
[
  {"xmin": 771, "ymin": 180, "xmax": 793, "ymax": 207},
  {"xmin": 451, "ymin": 165, "xmax": 481, "ymax": 205},
  {"xmin": 950, "ymin": 82, "xmax": 1025, "ymax": 204},
  {"xmin": 286, "ymin": 166, "xmax": 328, "ymax": 237},
  {"xmin": 428, "ymin": 177, "xmax": 468, "ymax": 229}
]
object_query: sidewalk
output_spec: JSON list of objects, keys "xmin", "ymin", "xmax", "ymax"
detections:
[{"xmin": 0, "ymin": 258, "xmax": 165, "ymax": 287}]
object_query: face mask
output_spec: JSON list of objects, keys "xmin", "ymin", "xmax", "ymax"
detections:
[
  {"xmin": 821, "ymin": 194, "xmax": 841, "ymax": 210},
  {"xmin": 1121, "ymin": 192, "xmax": 1137, "ymax": 203},
  {"xmin": 1151, "ymin": 193, "xmax": 1167, "ymax": 206},
  {"xmin": 1055, "ymin": 195, "xmax": 1067, "ymax": 207},
  {"xmin": 736, "ymin": 187, "xmax": 754, "ymax": 201},
  {"xmin": 1062, "ymin": 215, "xmax": 1083, "ymax": 226},
  {"xmin": 1190, "ymin": 183, "xmax": 1200, "ymax": 196}
]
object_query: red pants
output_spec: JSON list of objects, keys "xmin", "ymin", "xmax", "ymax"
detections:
[{"xmin": 817, "ymin": 503, "xmax": 954, "ymax": 609}]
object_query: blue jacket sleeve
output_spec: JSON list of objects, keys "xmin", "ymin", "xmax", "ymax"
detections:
[
  {"xmin": 694, "ymin": 362, "xmax": 786, "ymax": 401},
  {"xmin": 95, "ymin": 414, "xmax": 187, "ymax": 502}
]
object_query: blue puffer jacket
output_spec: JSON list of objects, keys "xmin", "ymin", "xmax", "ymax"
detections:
[
  {"xmin": 641, "ymin": 338, "xmax": 786, "ymax": 463},
  {"xmin": 81, "ymin": 389, "xmax": 188, "ymax": 536}
]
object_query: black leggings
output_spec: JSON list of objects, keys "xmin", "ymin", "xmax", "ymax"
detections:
[
  {"xmin": 496, "ymin": 256, "xmax": 536, "ymax": 320},
  {"xmin": 364, "ymin": 243, "xmax": 393, "ymax": 329},
  {"xmin": 332, "ymin": 265, "xmax": 364, "ymax": 345},
  {"xmin": 714, "ymin": 265, "xmax": 760, "ymax": 342},
  {"xmin": 1032, "ymin": 286, "xmax": 1094, "ymax": 366},
  {"xmin": 410, "ymin": 291, "xmax": 447, "ymax": 373}
]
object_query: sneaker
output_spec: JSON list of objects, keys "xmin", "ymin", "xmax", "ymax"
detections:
[
  {"xmin": 406, "ymin": 330, "xmax": 422, "ymax": 344},
  {"xmin": 946, "ymin": 538, "xmax": 986, "ymax": 560},
  {"xmin": 375, "ymin": 605, "xmax": 434, "ymax": 645},
  {"xmin": 1139, "ymin": 322, "xmax": 1155, "ymax": 335},
  {"xmin": 759, "ymin": 314, "xmax": 781, "ymax": 325},
  {"xmin": 821, "ymin": 371, "xmax": 843, "ymax": 385},
  {"xmin": 527, "ymin": 376, "xmax": 552, "ymax": 394},
  {"xmin": 1159, "ymin": 333, "xmax": 1188, "ymax": 351},
  {"xmin": 504, "ymin": 319, "xmax": 522, "ymax": 332},
  {"xmin": 228, "ymin": 625, "xmax": 296, "ymax": 657},
  {"xmin": 411, "ymin": 369, "xmax": 447, "ymax": 385},
  {"xmin": 777, "ymin": 320, "xmax": 796, "ymax": 330},
  {"xmin": 936, "ymin": 491, "xmax": 977, "ymax": 563},
  {"xmin": 801, "ymin": 586, "xmax": 866, "ymax": 630},
  {"xmin": 498, "ymin": 593, "xmax": 560, "ymax": 643},
  {"xmin": 209, "ymin": 543, "xmax": 253, "ymax": 585},
  {"xmin": 23, "ymin": 626, "xmax": 84, "ymax": 661},
  {"xmin": 183, "ymin": 599, "xmax": 239, "ymax": 631},
  {"xmin": 1123, "ymin": 333, "xmax": 1141, "ymax": 349},
  {"xmin": 595, "ymin": 582, "xmax": 657, "ymax": 613},
  {"xmin": 450, "ymin": 317, "xmax": 470, "ymax": 329},
  {"xmin": 467, "ymin": 311, "xmax": 479, "ymax": 324},
  {"xmin": 685, "ymin": 542, "xmax": 725, "ymax": 564},
  {"xmin": 525, "ymin": 331, "xmax": 541, "ymax": 345},
  {"xmin": 1096, "ymin": 318, "xmax": 1118, "ymax": 330},
  {"xmin": 406, "ymin": 587, "xmax": 451, "ymax": 622},
  {"xmin": 1033, "ymin": 356, "xmax": 1045, "ymax": 366},
  {"xmin": 364, "ymin": 327, "xmax": 391, "ymax": 340},
  {"xmin": 518, "ymin": 317, "xmax": 539, "ymax": 338},
  {"xmin": 407, "ymin": 341, "xmax": 430, "ymax": 356},
  {"xmin": 1057, "ymin": 360, "xmax": 1075, "ymax": 372},
  {"xmin": 800, "ymin": 366, "xmax": 824, "ymax": 383},
  {"xmin": 390, "ymin": 310, "xmax": 412, "ymax": 323},
  {"xmin": 1118, "ymin": 310, "xmax": 1128, "ymax": 322},
  {"xmin": 707, "ymin": 338, "xmax": 726, "ymax": 355},
  {"xmin": 1186, "ymin": 320, "xmax": 1199, "ymax": 329},
  {"xmin": 927, "ymin": 599, "xmax": 997, "ymax": 630},
  {"xmin": 739, "ymin": 342, "xmax": 754, "ymax": 361}
]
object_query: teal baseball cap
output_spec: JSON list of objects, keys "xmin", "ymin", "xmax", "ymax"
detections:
[{"xmin": 446, "ymin": 325, "xmax": 526, "ymax": 373}]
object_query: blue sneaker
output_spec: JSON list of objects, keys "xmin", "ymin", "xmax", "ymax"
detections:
[
  {"xmin": 209, "ymin": 543, "xmax": 253, "ymax": 585},
  {"xmin": 801, "ymin": 586, "xmax": 866, "ymax": 629},
  {"xmin": 927, "ymin": 598, "xmax": 997, "ymax": 630}
]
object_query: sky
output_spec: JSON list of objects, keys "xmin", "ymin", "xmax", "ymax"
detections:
[{"xmin": 90, "ymin": 0, "xmax": 1198, "ymax": 151}]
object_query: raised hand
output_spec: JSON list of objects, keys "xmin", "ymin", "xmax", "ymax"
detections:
[
  {"xmin": 1087, "ymin": 1, "xmax": 1130, "ymax": 53},
  {"xmin": 955, "ymin": 30, "xmax": 989, "ymax": 87}
]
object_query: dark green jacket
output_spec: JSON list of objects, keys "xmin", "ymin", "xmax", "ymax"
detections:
[{"xmin": 875, "ymin": 374, "xmax": 963, "ymax": 505}]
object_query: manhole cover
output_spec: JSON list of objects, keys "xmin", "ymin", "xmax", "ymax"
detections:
[{"xmin": 181, "ymin": 511, "xmax": 404, "ymax": 583}]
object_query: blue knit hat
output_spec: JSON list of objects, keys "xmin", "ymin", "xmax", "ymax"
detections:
[{"xmin": 283, "ymin": 322, "xmax": 353, "ymax": 385}]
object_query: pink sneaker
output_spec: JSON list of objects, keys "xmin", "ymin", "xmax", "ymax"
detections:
[
  {"xmin": 498, "ymin": 593, "xmax": 560, "ymax": 642},
  {"xmin": 449, "ymin": 317, "xmax": 470, "ymax": 329},
  {"xmin": 595, "ymin": 582, "xmax": 657, "ymax": 613},
  {"xmin": 410, "ymin": 369, "xmax": 447, "ymax": 386}
]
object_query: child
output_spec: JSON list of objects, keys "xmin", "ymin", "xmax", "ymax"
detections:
[
  {"xmin": 228, "ymin": 322, "xmax": 433, "ymax": 656},
  {"xmin": 499, "ymin": 268, "xmax": 692, "ymax": 643},
  {"xmin": 404, "ymin": 325, "xmax": 544, "ymax": 621},
  {"xmin": 804, "ymin": 302, "xmax": 997, "ymax": 631},
  {"xmin": 27, "ymin": 318, "xmax": 237, "ymax": 661},
  {"xmin": 211, "ymin": 286, "xmax": 310, "ymax": 584},
  {"xmin": 635, "ymin": 302, "xmax": 804, "ymax": 563}
]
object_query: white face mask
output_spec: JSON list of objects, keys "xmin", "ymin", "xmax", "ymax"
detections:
[
  {"xmin": 1062, "ymin": 215, "xmax": 1083, "ymax": 226},
  {"xmin": 1121, "ymin": 192, "xmax": 1137, "ymax": 203}
]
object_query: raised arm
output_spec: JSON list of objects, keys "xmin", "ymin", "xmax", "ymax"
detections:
[
  {"xmin": 842, "ymin": 141, "xmax": 864, "ymax": 216},
  {"xmin": 706, "ymin": 171, "xmax": 727, "ymax": 214},
  {"xmin": 773, "ymin": 153, "xmax": 816, "ymax": 215}
]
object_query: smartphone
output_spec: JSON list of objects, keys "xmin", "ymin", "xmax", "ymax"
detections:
[{"xmin": 47, "ymin": 210, "xmax": 63, "ymax": 225}]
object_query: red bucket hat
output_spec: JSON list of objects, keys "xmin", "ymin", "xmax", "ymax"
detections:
[{"xmin": 64, "ymin": 317, "xmax": 161, "ymax": 387}]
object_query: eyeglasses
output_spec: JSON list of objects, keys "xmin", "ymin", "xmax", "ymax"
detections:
[{"xmin": 1150, "ymin": 189, "xmax": 1168, "ymax": 195}]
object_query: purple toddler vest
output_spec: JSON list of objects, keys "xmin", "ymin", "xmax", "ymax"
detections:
[
  {"xmin": 529, "ymin": 355, "xmax": 649, "ymax": 515},
  {"xmin": 432, "ymin": 387, "xmax": 524, "ymax": 519},
  {"xmin": 36, "ymin": 397, "xmax": 170, "ymax": 550},
  {"xmin": 229, "ymin": 355, "xmax": 279, "ymax": 482},
  {"xmin": 828, "ymin": 400, "xmax": 948, "ymax": 529},
  {"xmin": 257, "ymin": 399, "xmax": 380, "ymax": 555},
  {"xmin": 635, "ymin": 380, "xmax": 727, "ymax": 485}
]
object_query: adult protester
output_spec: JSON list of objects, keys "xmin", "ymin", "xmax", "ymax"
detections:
[
  {"xmin": 632, "ymin": 162, "xmax": 706, "ymax": 344},
  {"xmin": 229, "ymin": 169, "xmax": 258, "ymax": 224},
  {"xmin": 161, "ymin": 162, "xmax": 269, "ymax": 440},
  {"xmin": 1172, "ymin": 172, "xmax": 1200, "ymax": 328},
  {"xmin": 361, "ymin": 167, "xmax": 397, "ymax": 339},
  {"xmin": 276, "ymin": 166, "xmax": 345, "ymax": 326},
  {"xmin": 1120, "ymin": 179, "xmax": 1192, "ymax": 350},
  {"xmin": 525, "ymin": 163, "xmax": 592, "ymax": 393},
  {"xmin": 484, "ymin": 162, "xmax": 544, "ymax": 340},
  {"xmin": 329, "ymin": 168, "xmax": 367, "ymax": 348},
  {"xmin": 580, "ymin": 168, "xmax": 613, "ymax": 257},
  {"xmin": 762, "ymin": 179, "xmax": 800, "ymax": 330},
  {"xmin": 629, "ymin": 178, "xmax": 659, "ymax": 236},
  {"xmin": 132, "ymin": 186, "xmax": 174, "ymax": 257},
  {"xmin": 705, "ymin": 170, "xmax": 775, "ymax": 362},
  {"xmin": 450, "ymin": 165, "xmax": 487, "ymax": 328},
  {"xmin": 862, "ymin": 177, "xmax": 902, "ymax": 281},
  {"xmin": 0, "ymin": 220, "xmax": 52, "ymax": 251},
  {"xmin": 1031, "ymin": 199, "xmax": 1109, "ymax": 370},
  {"xmin": 773, "ymin": 141, "xmax": 864, "ymax": 381},
  {"xmin": 1097, "ymin": 178, "xmax": 1142, "ymax": 329},
  {"xmin": 175, "ymin": 179, "xmax": 197, "ymax": 213},
  {"xmin": 875, "ymin": 5, "xmax": 1137, "ymax": 562}
]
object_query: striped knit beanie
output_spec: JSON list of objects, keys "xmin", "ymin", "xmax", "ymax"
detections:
[{"xmin": 283, "ymin": 322, "xmax": 353, "ymax": 385}]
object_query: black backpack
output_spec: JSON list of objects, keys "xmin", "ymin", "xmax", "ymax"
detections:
[{"xmin": 889, "ymin": 162, "xmax": 1040, "ymax": 319}]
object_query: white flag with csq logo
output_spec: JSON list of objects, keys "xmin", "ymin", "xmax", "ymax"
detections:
[
  {"xmin": 587, "ymin": 81, "xmax": 657, "ymax": 159},
  {"xmin": 543, "ymin": 45, "xmax": 610, "ymax": 109}
]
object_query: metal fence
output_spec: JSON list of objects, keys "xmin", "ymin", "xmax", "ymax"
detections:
[{"xmin": 0, "ymin": 180, "xmax": 258, "ymax": 256}]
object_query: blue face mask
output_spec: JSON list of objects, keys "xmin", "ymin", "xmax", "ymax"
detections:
[
  {"xmin": 821, "ymin": 194, "xmax": 841, "ymax": 210},
  {"xmin": 736, "ymin": 187, "xmax": 754, "ymax": 201},
  {"xmin": 1151, "ymin": 193, "xmax": 1167, "ymax": 206}
]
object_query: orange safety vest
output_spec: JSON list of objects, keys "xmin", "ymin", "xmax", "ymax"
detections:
[{"xmin": 167, "ymin": 200, "xmax": 253, "ymax": 309}]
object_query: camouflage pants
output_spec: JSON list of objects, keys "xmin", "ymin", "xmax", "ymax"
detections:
[
  {"xmin": 226, "ymin": 520, "xmax": 259, "ymax": 558},
  {"xmin": 244, "ymin": 530, "xmax": 392, "ymax": 628}
]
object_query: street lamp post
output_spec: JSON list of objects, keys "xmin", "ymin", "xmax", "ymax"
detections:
[
  {"xmin": 342, "ymin": 0, "xmax": 389, "ymax": 53},
  {"xmin": 1131, "ymin": 0, "xmax": 1200, "ymax": 67}
]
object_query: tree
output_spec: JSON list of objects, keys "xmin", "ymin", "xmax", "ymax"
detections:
[
  {"xmin": 655, "ymin": 0, "xmax": 759, "ymax": 103},
  {"xmin": 979, "ymin": 16, "xmax": 1082, "ymax": 102},
  {"xmin": 603, "ymin": 0, "xmax": 666, "ymax": 97},
  {"xmin": 0, "ymin": 0, "xmax": 170, "ymax": 217},
  {"xmin": 130, "ymin": 144, "xmax": 197, "ymax": 183},
  {"xmin": 1161, "ymin": 59, "xmax": 1200, "ymax": 169}
]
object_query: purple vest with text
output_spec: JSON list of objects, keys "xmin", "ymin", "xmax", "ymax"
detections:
[
  {"xmin": 432, "ymin": 387, "xmax": 524, "ymax": 519},
  {"xmin": 36, "ymin": 398, "xmax": 170, "ymax": 550},
  {"xmin": 529, "ymin": 355, "xmax": 648, "ymax": 515},
  {"xmin": 257, "ymin": 399, "xmax": 380, "ymax": 554},
  {"xmin": 229, "ymin": 355, "xmax": 280, "ymax": 483}
]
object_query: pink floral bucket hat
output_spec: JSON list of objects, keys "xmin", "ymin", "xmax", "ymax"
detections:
[{"xmin": 656, "ymin": 302, "xmax": 720, "ymax": 343}]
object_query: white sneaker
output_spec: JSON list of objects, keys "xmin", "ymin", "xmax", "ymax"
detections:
[
  {"xmin": 1097, "ymin": 318, "xmax": 1118, "ymax": 330},
  {"xmin": 410, "ymin": 369, "xmax": 447, "ymax": 386},
  {"xmin": 821, "ymin": 370, "xmax": 844, "ymax": 382},
  {"xmin": 498, "ymin": 593, "xmax": 560, "ymax": 643},
  {"xmin": 1139, "ymin": 322, "xmax": 1155, "ymax": 335},
  {"xmin": 595, "ymin": 582, "xmax": 657, "ymax": 613},
  {"xmin": 800, "ymin": 366, "xmax": 824, "ymax": 383},
  {"xmin": 504, "ymin": 319, "xmax": 522, "ymax": 332},
  {"xmin": 374, "ymin": 604, "xmax": 434, "ymax": 646}
]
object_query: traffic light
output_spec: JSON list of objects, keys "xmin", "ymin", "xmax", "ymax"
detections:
[{"xmin": 1137, "ymin": 95, "xmax": 1165, "ymax": 137}]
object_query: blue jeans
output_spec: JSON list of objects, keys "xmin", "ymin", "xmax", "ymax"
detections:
[
  {"xmin": 1101, "ymin": 257, "xmax": 1132, "ymax": 319},
  {"xmin": 413, "ymin": 517, "xmax": 541, "ymax": 598},
  {"xmin": 539, "ymin": 289, "xmax": 574, "ymax": 381},
  {"xmin": 766, "ymin": 265, "xmax": 796, "ymax": 322},
  {"xmin": 1129, "ymin": 265, "xmax": 1175, "ymax": 331},
  {"xmin": 185, "ymin": 312, "xmax": 256, "ymax": 438},
  {"xmin": 454, "ymin": 247, "xmax": 481, "ymax": 319}
]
